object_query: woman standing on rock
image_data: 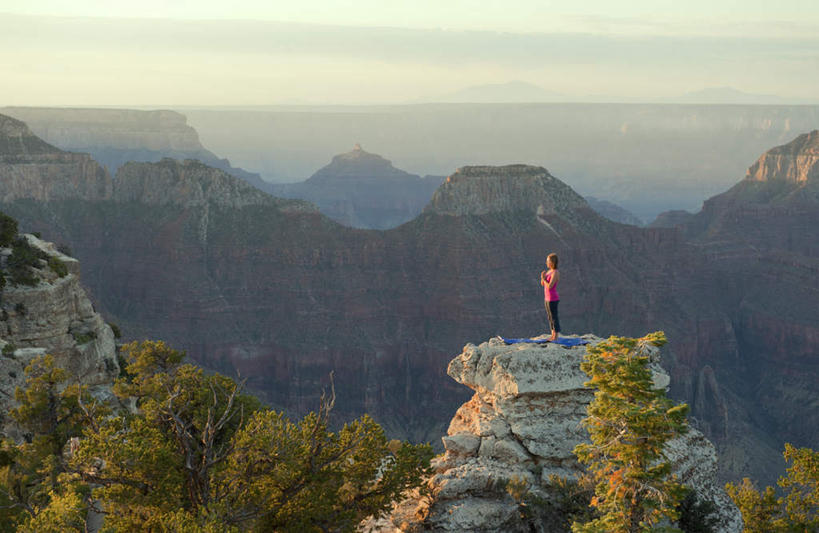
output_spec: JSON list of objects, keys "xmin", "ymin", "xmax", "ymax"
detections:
[{"xmin": 540, "ymin": 253, "xmax": 561, "ymax": 341}]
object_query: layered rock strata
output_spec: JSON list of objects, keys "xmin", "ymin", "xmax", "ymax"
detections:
[
  {"xmin": 0, "ymin": 234, "xmax": 119, "ymax": 438},
  {"xmin": 1, "ymin": 107, "xmax": 269, "ymax": 192},
  {"xmin": 0, "ymin": 115, "xmax": 111, "ymax": 202},
  {"xmin": 370, "ymin": 335, "xmax": 742, "ymax": 532}
]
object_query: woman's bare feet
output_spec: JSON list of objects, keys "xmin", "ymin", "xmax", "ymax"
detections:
[{"xmin": 549, "ymin": 331, "xmax": 558, "ymax": 341}]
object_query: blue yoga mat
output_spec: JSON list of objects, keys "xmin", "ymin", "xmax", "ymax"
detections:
[{"xmin": 501, "ymin": 337, "xmax": 589, "ymax": 347}]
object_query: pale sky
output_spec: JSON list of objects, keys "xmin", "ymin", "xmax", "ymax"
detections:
[{"xmin": 2, "ymin": 0, "xmax": 818, "ymax": 105}]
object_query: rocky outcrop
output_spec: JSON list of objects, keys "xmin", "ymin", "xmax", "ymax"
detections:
[
  {"xmin": 369, "ymin": 335, "xmax": 742, "ymax": 532},
  {"xmin": 271, "ymin": 145, "xmax": 444, "ymax": 229},
  {"xmin": 0, "ymin": 234, "xmax": 119, "ymax": 436},
  {"xmin": 0, "ymin": 115, "xmax": 112, "ymax": 202}
]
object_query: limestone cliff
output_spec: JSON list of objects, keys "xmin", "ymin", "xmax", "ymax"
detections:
[
  {"xmin": 0, "ymin": 115, "xmax": 112, "ymax": 202},
  {"xmin": 368, "ymin": 335, "xmax": 742, "ymax": 532},
  {"xmin": 0, "ymin": 107, "xmax": 269, "ymax": 192},
  {"xmin": 0, "ymin": 233, "xmax": 119, "ymax": 437},
  {"xmin": 114, "ymin": 158, "xmax": 311, "ymax": 211}
]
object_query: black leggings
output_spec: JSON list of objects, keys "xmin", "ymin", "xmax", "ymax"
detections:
[{"xmin": 545, "ymin": 300, "xmax": 561, "ymax": 333}]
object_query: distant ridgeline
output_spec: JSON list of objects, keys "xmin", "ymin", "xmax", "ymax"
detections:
[{"xmin": 0, "ymin": 111, "xmax": 817, "ymax": 489}]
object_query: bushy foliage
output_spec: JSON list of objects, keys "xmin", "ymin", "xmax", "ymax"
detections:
[
  {"xmin": 572, "ymin": 332, "xmax": 690, "ymax": 533},
  {"xmin": 7, "ymin": 238, "xmax": 47, "ymax": 287},
  {"xmin": 676, "ymin": 489, "xmax": 719, "ymax": 533},
  {"xmin": 0, "ymin": 355, "xmax": 99, "ymax": 531},
  {"xmin": 507, "ymin": 474, "xmax": 597, "ymax": 532},
  {"xmin": 0, "ymin": 342, "xmax": 433, "ymax": 531},
  {"xmin": 726, "ymin": 444, "xmax": 818, "ymax": 532},
  {"xmin": 108, "ymin": 322, "xmax": 122, "ymax": 339},
  {"xmin": 0, "ymin": 212, "xmax": 17, "ymax": 248},
  {"xmin": 70, "ymin": 331, "xmax": 96, "ymax": 345},
  {"xmin": 46, "ymin": 257, "xmax": 68, "ymax": 278}
]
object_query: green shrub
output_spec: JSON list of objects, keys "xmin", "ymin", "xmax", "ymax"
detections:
[
  {"xmin": 108, "ymin": 322, "xmax": 122, "ymax": 339},
  {"xmin": 0, "ymin": 212, "xmax": 18, "ymax": 248},
  {"xmin": 506, "ymin": 474, "xmax": 597, "ymax": 533},
  {"xmin": 15, "ymin": 303, "xmax": 25, "ymax": 314},
  {"xmin": 8, "ymin": 238, "xmax": 47, "ymax": 287},
  {"xmin": 677, "ymin": 489, "xmax": 719, "ymax": 533},
  {"xmin": 2, "ymin": 343, "xmax": 16, "ymax": 356},
  {"xmin": 47, "ymin": 257, "xmax": 68, "ymax": 278},
  {"xmin": 72, "ymin": 331, "xmax": 97, "ymax": 345}
]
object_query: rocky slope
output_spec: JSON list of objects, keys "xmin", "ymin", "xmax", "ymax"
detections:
[
  {"xmin": 367, "ymin": 335, "xmax": 742, "ymax": 532},
  {"xmin": 271, "ymin": 145, "xmax": 444, "ymax": 229},
  {"xmin": 0, "ymin": 107, "xmax": 269, "ymax": 192},
  {"xmin": 1, "ymin": 116, "xmax": 815, "ymax": 486},
  {"xmin": 0, "ymin": 231, "xmax": 119, "ymax": 438}
]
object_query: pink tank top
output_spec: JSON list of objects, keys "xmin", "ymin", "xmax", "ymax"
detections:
[{"xmin": 544, "ymin": 271, "xmax": 559, "ymax": 302}]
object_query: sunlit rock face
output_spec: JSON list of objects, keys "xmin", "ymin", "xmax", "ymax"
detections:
[
  {"xmin": 366, "ymin": 335, "xmax": 742, "ymax": 533},
  {"xmin": 744, "ymin": 130, "xmax": 819, "ymax": 184}
]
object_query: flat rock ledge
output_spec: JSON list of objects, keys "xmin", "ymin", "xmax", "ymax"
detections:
[{"xmin": 363, "ymin": 334, "xmax": 742, "ymax": 533}]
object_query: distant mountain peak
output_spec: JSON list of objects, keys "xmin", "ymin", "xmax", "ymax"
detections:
[
  {"xmin": 307, "ymin": 145, "xmax": 413, "ymax": 182},
  {"xmin": 745, "ymin": 130, "xmax": 819, "ymax": 184}
]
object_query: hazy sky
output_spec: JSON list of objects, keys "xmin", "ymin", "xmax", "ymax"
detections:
[{"xmin": 2, "ymin": 1, "xmax": 818, "ymax": 105}]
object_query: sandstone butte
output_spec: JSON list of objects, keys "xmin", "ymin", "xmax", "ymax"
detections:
[
  {"xmin": 0, "ymin": 112, "xmax": 816, "ymax": 487},
  {"xmin": 364, "ymin": 335, "xmax": 743, "ymax": 532}
]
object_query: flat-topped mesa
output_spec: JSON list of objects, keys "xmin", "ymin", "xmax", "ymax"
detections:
[
  {"xmin": 370, "ymin": 334, "xmax": 742, "ymax": 533},
  {"xmin": 745, "ymin": 129, "xmax": 819, "ymax": 184},
  {"xmin": 114, "ymin": 158, "xmax": 314, "ymax": 212},
  {"xmin": 1, "ymin": 107, "xmax": 204, "ymax": 153},
  {"xmin": 424, "ymin": 164, "xmax": 588, "ymax": 217}
]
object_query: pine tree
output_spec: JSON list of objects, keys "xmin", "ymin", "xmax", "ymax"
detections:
[
  {"xmin": 572, "ymin": 332, "xmax": 689, "ymax": 533},
  {"xmin": 726, "ymin": 444, "xmax": 818, "ymax": 532}
]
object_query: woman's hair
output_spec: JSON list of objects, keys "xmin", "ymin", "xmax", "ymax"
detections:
[{"xmin": 547, "ymin": 253, "xmax": 559, "ymax": 269}]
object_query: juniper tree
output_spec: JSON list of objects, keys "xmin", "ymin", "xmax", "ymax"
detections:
[
  {"xmin": 573, "ymin": 332, "xmax": 689, "ymax": 533},
  {"xmin": 68, "ymin": 340, "xmax": 433, "ymax": 532}
]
